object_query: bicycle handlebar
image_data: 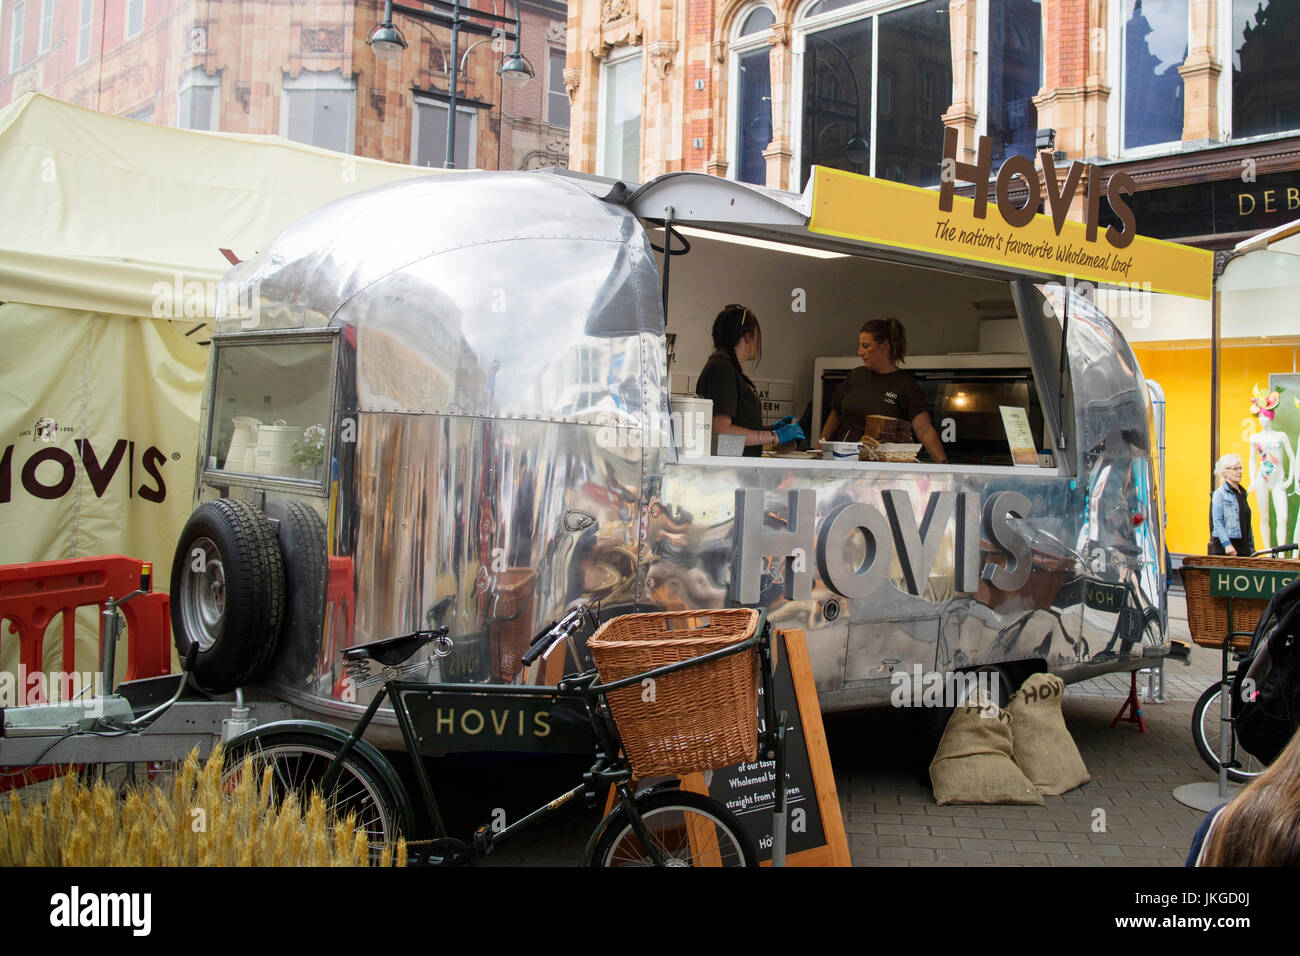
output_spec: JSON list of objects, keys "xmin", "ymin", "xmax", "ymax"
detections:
[
  {"xmin": 521, "ymin": 601, "xmax": 590, "ymax": 667},
  {"xmin": 1250, "ymin": 544, "xmax": 1298, "ymax": 557}
]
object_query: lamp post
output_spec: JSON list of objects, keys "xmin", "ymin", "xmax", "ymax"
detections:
[{"xmin": 367, "ymin": 0, "xmax": 535, "ymax": 169}]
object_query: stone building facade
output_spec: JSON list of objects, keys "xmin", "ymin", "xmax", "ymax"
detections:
[{"xmin": 0, "ymin": 0, "xmax": 569, "ymax": 170}]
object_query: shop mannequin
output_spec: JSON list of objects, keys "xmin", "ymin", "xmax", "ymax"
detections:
[{"xmin": 1248, "ymin": 410, "xmax": 1295, "ymax": 550}]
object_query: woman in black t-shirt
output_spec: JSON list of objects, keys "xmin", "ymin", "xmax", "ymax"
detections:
[
  {"xmin": 695, "ymin": 305, "xmax": 802, "ymax": 457},
  {"xmin": 820, "ymin": 317, "xmax": 948, "ymax": 463}
]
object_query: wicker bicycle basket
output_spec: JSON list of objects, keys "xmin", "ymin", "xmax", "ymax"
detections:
[
  {"xmin": 1181, "ymin": 555, "xmax": 1299, "ymax": 650},
  {"xmin": 587, "ymin": 609, "xmax": 759, "ymax": 778}
]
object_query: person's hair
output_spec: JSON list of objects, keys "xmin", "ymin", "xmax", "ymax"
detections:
[
  {"xmin": 1201, "ymin": 727, "xmax": 1300, "ymax": 866},
  {"xmin": 1214, "ymin": 453, "xmax": 1243, "ymax": 482},
  {"xmin": 712, "ymin": 304, "xmax": 761, "ymax": 383},
  {"xmin": 861, "ymin": 317, "xmax": 907, "ymax": 365}
]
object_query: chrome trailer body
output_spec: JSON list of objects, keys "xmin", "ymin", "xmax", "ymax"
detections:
[{"xmin": 189, "ymin": 169, "xmax": 1166, "ymax": 747}]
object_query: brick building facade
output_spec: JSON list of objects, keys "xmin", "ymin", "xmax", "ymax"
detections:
[
  {"xmin": 565, "ymin": 0, "xmax": 1300, "ymax": 248},
  {"xmin": 0, "ymin": 0, "xmax": 569, "ymax": 170}
]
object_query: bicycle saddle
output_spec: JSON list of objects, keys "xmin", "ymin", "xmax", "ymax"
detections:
[{"xmin": 343, "ymin": 628, "xmax": 447, "ymax": 666}]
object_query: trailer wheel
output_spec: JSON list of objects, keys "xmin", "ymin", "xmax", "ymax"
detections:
[
  {"xmin": 264, "ymin": 500, "xmax": 328, "ymax": 684},
  {"xmin": 170, "ymin": 498, "xmax": 285, "ymax": 692}
]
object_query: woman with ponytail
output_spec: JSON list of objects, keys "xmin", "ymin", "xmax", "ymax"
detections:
[
  {"xmin": 820, "ymin": 317, "xmax": 947, "ymax": 463},
  {"xmin": 695, "ymin": 304, "xmax": 803, "ymax": 457}
]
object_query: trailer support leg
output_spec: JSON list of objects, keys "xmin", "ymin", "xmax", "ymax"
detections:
[{"xmin": 1110, "ymin": 670, "xmax": 1147, "ymax": 733}]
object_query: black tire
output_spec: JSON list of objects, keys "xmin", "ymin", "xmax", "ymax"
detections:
[
  {"xmin": 589, "ymin": 790, "xmax": 757, "ymax": 867},
  {"xmin": 222, "ymin": 732, "xmax": 401, "ymax": 859},
  {"xmin": 263, "ymin": 500, "xmax": 328, "ymax": 685},
  {"xmin": 1192, "ymin": 683, "xmax": 1268, "ymax": 782},
  {"xmin": 170, "ymin": 498, "xmax": 285, "ymax": 692}
]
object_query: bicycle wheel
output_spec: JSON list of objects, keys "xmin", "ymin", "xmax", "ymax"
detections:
[
  {"xmin": 589, "ymin": 790, "xmax": 757, "ymax": 867},
  {"xmin": 1192, "ymin": 683, "xmax": 1268, "ymax": 783},
  {"xmin": 222, "ymin": 733, "xmax": 401, "ymax": 857}
]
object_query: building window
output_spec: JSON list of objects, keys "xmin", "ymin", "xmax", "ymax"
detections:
[
  {"xmin": 547, "ymin": 48, "xmax": 569, "ymax": 127},
  {"xmin": 413, "ymin": 97, "xmax": 476, "ymax": 169},
  {"xmin": 9, "ymin": 2, "xmax": 25, "ymax": 72},
  {"xmin": 1118, "ymin": 0, "xmax": 1186, "ymax": 152},
  {"xmin": 179, "ymin": 69, "xmax": 220, "ymax": 131},
  {"xmin": 1226, "ymin": 0, "xmax": 1300, "ymax": 140},
  {"xmin": 281, "ymin": 70, "xmax": 355, "ymax": 154},
  {"xmin": 125, "ymin": 0, "xmax": 143, "ymax": 38},
  {"xmin": 78, "ymin": 0, "xmax": 92, "ymax": 64},
  {"xmin": 984, "ymin": 0, "xmax": 1042, "ymax": 165},
  {"xmin": 729, "ymin": 5, "xmax": 775, "ymax": 185},
  {"xmin": 796, "ymin": 0, "xmax": 952, "ymax": 190},
  {"xmin": 39, "ymin": 0, "xmax": 53, "ymax": 54},
  {"xmin": 597, "ymin": 46, "xmax": 641, "ymax": 181}
]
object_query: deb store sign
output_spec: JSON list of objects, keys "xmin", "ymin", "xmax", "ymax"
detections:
[{"xmin": 730, "ymin": 488, "xmax": 1033, "ymax": 604}]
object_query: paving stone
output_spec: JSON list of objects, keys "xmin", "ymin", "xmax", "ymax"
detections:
[
  {"xmin": 935, "ymin": 848, "xmax": 996, "ymax": 863},
  {"xmin": 905, "ymin": 836, "xmax": 961, "ymax": 849},
  {"xmin": 925, "ymin": 825, "xmax": 984, "ymax": 839},
  {"xmin": 1013, "ymin": 841, "xmax": 1069, "ymax": 854},
  {"xmin": 992, "ymin": 851, "xmax": 1047, "ymax": 864},
  {"xmin": 878, "ymin": 844, "xmax": 937, "ymax": 862},
  {"xmin": 958, "ymin": 837, "xmax": 1013, "ymax": 851}
]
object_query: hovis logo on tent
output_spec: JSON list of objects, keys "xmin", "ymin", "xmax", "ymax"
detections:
[
  {"xmin": 34, "ymin": 417, "xmax": 60, "ymax": 442},
  {"xmin": 1, "ymin": 428, "xmax": 173, "ymax": 504}
]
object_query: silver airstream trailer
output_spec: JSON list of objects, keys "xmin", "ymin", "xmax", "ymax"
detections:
[{"xmin": 172, "ymin": 167, "xmax": 1175, "ymax": 750}]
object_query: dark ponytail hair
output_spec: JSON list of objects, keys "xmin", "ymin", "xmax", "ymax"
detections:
[
  {"xmin": 712, "ymin": 304, "xmax": 761, "ymax": 386},
  {"xmin": 861, "ymin": 317, "xmax": 907, "ymax": 365}
]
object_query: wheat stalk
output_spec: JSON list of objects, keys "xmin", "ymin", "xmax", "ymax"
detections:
[{"xmin": 0, "ymin": 747, "xmax": 397, "ymax": 867}]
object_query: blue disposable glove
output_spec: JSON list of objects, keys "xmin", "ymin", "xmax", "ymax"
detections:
[
  {"xmin": 772, "ymin": 415, "xmax": 796, "ymax": 428},
  {"xmin": 773, "ymin": 421, "xmax": 805, "ymax": 444}
]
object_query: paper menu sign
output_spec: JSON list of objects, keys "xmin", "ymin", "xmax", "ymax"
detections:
[{"xmin": 999, "ymin": 406, "xmax": 1040, "ymax": 466}]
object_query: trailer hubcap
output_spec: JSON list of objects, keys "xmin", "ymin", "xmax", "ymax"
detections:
[{"xmin": 182, "ymin": 537, "xmax": 226, "ymax": 650}]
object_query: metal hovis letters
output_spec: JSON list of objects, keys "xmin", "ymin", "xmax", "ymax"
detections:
[{"xmin": 731, "ymin": 487, "xmax": 1032, "ymax": 604}]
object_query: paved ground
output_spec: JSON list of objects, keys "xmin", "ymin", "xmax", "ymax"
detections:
[{"xmin": 482, "ymin": 589, "xmax": 1238, "ymax": 866}]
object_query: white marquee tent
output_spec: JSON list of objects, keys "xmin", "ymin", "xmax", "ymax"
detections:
[{"xmin": 0, "ymin": 92, "xmax": 437, "ymax": 673}]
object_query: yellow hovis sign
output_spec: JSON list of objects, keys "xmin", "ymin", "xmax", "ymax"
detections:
[{"xmin": 808, "ymin": 157, "xmax": 1214, "ymax": 301}]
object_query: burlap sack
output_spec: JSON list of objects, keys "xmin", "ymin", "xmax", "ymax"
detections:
[
  {"xmin": 1006, "ymin": 673, "xmax": 1090, "ymax": 795},
  {"xmin": 929, "ymin": 693, "xmax": 1044, "ymax": 806}
]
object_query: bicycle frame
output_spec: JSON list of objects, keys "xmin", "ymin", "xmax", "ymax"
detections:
[{"xmin": 320, "ymin": 619, "xmax": 785, "ymax": 865}]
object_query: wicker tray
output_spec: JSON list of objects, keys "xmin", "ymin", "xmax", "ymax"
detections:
[
  {"xmin": 1181, "ymin": 555, "xmax": 1298, "ymax": 650},
  {"xmin": 587, "ymin": 609, "xmax": 759, "ymax": 778}
]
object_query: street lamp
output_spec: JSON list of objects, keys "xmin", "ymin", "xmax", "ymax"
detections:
[{"xmin": 366, "ymin": 0, "xmax": 535, "ymax": 168}]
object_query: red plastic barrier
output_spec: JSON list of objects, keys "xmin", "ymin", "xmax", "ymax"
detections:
[
  {"xmin": 0, "ymin": 555, "xmax": 172, "ymax": 702},
  {"xmin": 326, "ymin": 555, "xmax": 355, "ymax": 700}
]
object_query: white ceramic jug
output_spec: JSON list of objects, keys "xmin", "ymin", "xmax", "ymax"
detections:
[{"xmin": 226, "ymin": 417, "xmax": 261, "ymax": 471}]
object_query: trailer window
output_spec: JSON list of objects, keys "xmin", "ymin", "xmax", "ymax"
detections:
[{"xmin": 208, "ymin": 340, "xmax": 334, "ymax": 483}]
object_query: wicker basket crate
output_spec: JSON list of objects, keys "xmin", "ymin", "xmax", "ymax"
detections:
[
  {"xmin": 587, "ymin": 609, "xmax": 759, "ymax": 778},
  {"xmin": 1181, "ymin": 555, "xmax": 1298, "ymax": 650}
]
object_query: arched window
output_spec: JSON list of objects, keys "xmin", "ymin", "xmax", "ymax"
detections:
[
  {"xmin": 793, "ymin": 0, "xmax": 952, "ymax": 190},
  {"xmin": 729, "ymin": 5, "xmax": 776, "ymax": 184}
]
